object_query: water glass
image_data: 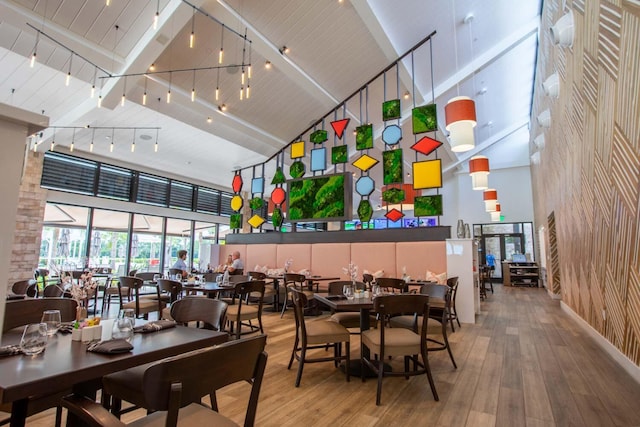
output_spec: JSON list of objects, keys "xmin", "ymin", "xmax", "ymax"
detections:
[
  {"xmin": 176, "ymin": 273, "xmax": 182, "ymax": 282},
  {"xmin": 21, "ymin": 323, "xmax": 48, "ymax": 355},
  {"xmin": 343, "ymin": 284, "xmax": 354, "ymax": 300},
  {"xmin": 372, "ymin": 284, "xmax": 381, "ymax": 297},
  {"xmin": 153, "ymin": 274, "xmax": 161, "ymax": 283},
  {"xmin": 41, "ymin": 310, "xmax": 61, "ymax": 336},
  {"xmin": 216, "ymin": 274, "xmax": 223, "ymax": 285},
  {"xmin": 112, "ymin": 309, "xmax": 135, "ymax": 342}
]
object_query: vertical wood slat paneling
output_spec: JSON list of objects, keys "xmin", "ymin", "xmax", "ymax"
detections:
[{"xmin": 598, "ymin": 1, "xmax": 622, "ymax": 79}]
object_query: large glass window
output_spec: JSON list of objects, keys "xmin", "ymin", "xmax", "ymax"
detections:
[
  {"xmin": 90, "ymin": 209, "xmax": 130, "ymax": 274},
  {"xmin": 131, "ymin": 214, "xmax": 164, "ymax": 274},
  {"xmin": 193, "ymin": 222, "xmax": 217, "ymax": 272},
  {"xmin": 40, "ymin": 204, "xmax": 89, "ymax": 271},
  {"xmin": 164, "ymin": 218, "xmax": 192, "ymax": 273}
]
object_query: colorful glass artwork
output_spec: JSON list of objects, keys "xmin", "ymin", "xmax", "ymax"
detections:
[
  {"xmin": 271, "ymin": 187, "xmax": 286, "ymax": 205},
  {"xmin": 287, "ymin": 174, "xmax": 347, "ymax": 221},
  {"xmin": 352, "ymin": 154, "xmax": 379, "ymax": 172},
  {"xmin": 383, "ymin": 149, "xmax": 404, "ymax": 185},
  {"xmin": 251, "ymin": 177, "xmax": 264, "ymax": 195},
  {"xmin": 232, "ymin": 174, "xmax": 243, "ymax": 193},
  {"xmin": 310, "ymin": 129, "xmax": 328, "ymax": 144},
  {"xmin": 414, "ymin": 195, "xmax": 443, "ymax": 217},
  {"xmin": 412, "ymin": 159, "xmax": 442, "ymax": 189},
  {"xmin": 230, "ymin": 213, "xmax": 242, "ymax": 229},
  {"xmin": 357, "ymin": 200, "xmax": 373, "ymax": 223},
  {"xmin": 411, "ymin": 136, "xmax": 442, "ymax": 156},
  {"xmin": 385, "ymin": 208, "xmax": 404, "ymax": 222},
  {"xmin": 382, "ymin": 99, "xmax": 401, "ymax": 121},
  {"xmin": 249, "ymin": 197, "xmax": 264, "ymax": 211},
  {"xmin": 330, "ymin": 118, "xmax": 350, "ymax": 139},
  {"xmin": 248, "ymin": 214, "xmax": 266, "ymax": 228},
  {"xmin": 271, "ymin": 208, "xmax": 283, "ymax": 228},
  {"xmin": 290, "ymin": 140, "xmax": 305, "ymax": 159},
  {"xmin": 271, "ymin": 167, "xmax": 286, "ymax": 185},
  {"xmin": 356, "ymin": 124, "xmax": 373, "ymax": 150},
  {"xmin": 355, "ymin": 176, "xmax": 375, "ymax": 196},
  {"xmin": 412, "ymin": 104, "xmax": 438, "ymax": 134},
  {"xmin": 230, "ymin": 195, "xmax": 243, "ymax": 212},
  {"xmin": 289, "ymin": 161, "xmax": 306, "ymax": 178},
  {"xmin": 382, "ymin": 125, "xmax": 402, "ymax": 145},
  {"xmin": 331, "ymin": 145, "xmax": 348, "ymax": 164},
  {"xmin": 311, "ymin": 148, "xmax": 326, "ymax": 172},
  {"xmin": 382, "ymin": 187, "xmax": 405, "ymax": 204}
]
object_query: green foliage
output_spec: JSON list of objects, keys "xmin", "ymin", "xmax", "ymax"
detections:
[
  {"xmin": 289, "ymin": 161, "xmax": 306, "ymax": 178},
  {"xmin": 310, "ymin": 129, "xmax": 328, "ymax": 144},
  {"xmin": 249, "ymin": 197, "xmax": 264, "ymax": 211},
  {"xmin": 414, "ymin": 195, "xmax": 443, "ymax": 216},
  {"xmin": 230, "ymin": 214, "xmax": 242, "ymax": 229},
  {"xmin": 382, "ymin": 187, "xmax": 405, "ymax": 204},
  {"xmin": 412, "ymin": 104, "xmax": 437, "ymax": 134},
  {"xmin": 357, "ymin": 200, "xmax": 373, "ymax": 222},
  {"xmin": 271, "ymin": 208, "xmax": 283, "ymax": 228},
  {"xmin": 288, "ymin": 175, "xmax": 345, "ymax": 221},
  {"xmin": 355, "ymin": 125, "xmax": 373, "ymax": 150},
  {"xmin": 271, "ymin": 167, "xmax": 286, "ymax": 185},
  {"xmin": 382, "ymin": 99, "xmax": 401, "ymax": 121},
  {"xmin": 331, "ymin": 145, "xmax": 348, "ymax": 164},
  {"xmin": 382, "ymin": 149, "xmax": 403, "ymax": 184}
]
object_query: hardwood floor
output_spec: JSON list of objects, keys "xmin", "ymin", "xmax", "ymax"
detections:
[{"xmin": 16, "ymin": 284, "xmax": 640, "ymax": 426}]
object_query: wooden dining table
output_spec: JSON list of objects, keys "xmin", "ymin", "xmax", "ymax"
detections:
[{"xmin": 0, "ymin": 326, "xmax": 228, "ymax": 427}]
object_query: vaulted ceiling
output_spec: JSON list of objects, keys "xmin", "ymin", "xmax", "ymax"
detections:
[{"xmin": 0, "ymin": 0, "xmax": 541, "ymax": 199}]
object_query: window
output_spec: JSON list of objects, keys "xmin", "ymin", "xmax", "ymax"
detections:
[
  {"xmin": 137, "ymin": 174, "xmax": 168, "ymax": 206},
  {"xmin": 169, "ymin": 181, "xmax": 193, "ymax": 210},
  {"xmin": 41, "ymin": 154, "xmax": 96, "ymax": 195},
  {"xmin": 97, "ymin": 165, "xmax": 132, "ymax": 201}
]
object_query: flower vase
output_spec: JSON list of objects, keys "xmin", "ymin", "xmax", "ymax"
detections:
[
  {"xmin": 456, "ymin": 219, "xmax": 465, "ymax": 238},
  {"xmin": 76, "ymin": 305, "xmax": 87, "ymax": 322},
  {"xmin": 464, "ymin": 223, "xmax": 471, "ymax": 238}
]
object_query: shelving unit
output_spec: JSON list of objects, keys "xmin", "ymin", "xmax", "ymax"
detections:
[{"xmin": 502, "ymin": 262, "xmax": 539, "ymax": 287}]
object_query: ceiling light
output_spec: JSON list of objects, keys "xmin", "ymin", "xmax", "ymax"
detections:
[
  {"xmin": 403, "ymin": 91, "xmax": 410, "ymax": 100},
  {"xmin": 542, "ymin": 72, "xmax": 560, "ymax": 98},
  {"xmin": 478, "ymin": 87, "xmax": 488, "ymax": 95},
  {"xmin": 550, "ymin": 10, "xmax": 574, "ymax": 47},
  {"xmin": 219, "ymin": 104, "xmax": 227, "ymax": 112},
  {"xmin": 537, "ymin": 109, "xmax": 551, "ymax": 128},
  {"xmin": 445, "ymin": 96, "xmax": 477, "ymax": 152},
  {"xmin": 469, "ymin": 155, "xmax": 490, "ymax": 190},
  {"xmin": 490, "ymin": 203, "xmax": 501, "ymax": 221},
  {"xmin": 265, "ymin": 60, "xmax": 272, "ymax": 69},
  {"xmin": 484, "ymin": 189, "xmax": 498, "ymax": 212},
  {"xmin": 279, "ymin": 46, "xmax": 289, "ymax": 55},
  {"xmin": 149, "ymin": 63, "xmax": 156, "ymax": 71},
  {"xmin": 207, "ymin": 117, "xmax": 212, "ymax": 123}
]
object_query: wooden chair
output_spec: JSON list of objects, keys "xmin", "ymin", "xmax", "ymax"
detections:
[
  {"xmin": 390, "ymin": 283, "xmax": 457, "ymax": 368},
  {"xmin": 446, "ymin": 276, "xmax": 460, "ymax": 330},
  {"xmin": 203, "ymin": 272, "xmax": 218, "ymax": 282},
  {"xmin": 168, "ymin": 268, "xmax": 184, "ymax": 278},
  {"xmin": 102, "ymin": 277, "xmax": 130, "ymax": 313},
  {"xmin": 73, "ymin": 335, "xmax": 267, "ymax": 427},
  {"xmin": 10, "ymin": 279, "xmax": 36, "ymax": 297},
  {"xmin": 135, "ymin": 272, "xmax": 158, "ymax": 281},
  {"xmin": 118, "ymin": 276, "xmax": 165, "ymax": 320},
  {"xmin": 327, "ymin": 281, "xmax": 375, "ymax": 331},
  {"xmin": 42, "ymin": 284, "xmax": 64, "ymax": 297},
  {"xmin": 248, "ymin": 271, "xmax": 277, "ymax": 309},
  {"xmin": 101, "ymin": 298, "xmax": 230, "ymax": 418},
  {"xmin": 280, "ymin": 273, "xmax": 313, "ymax": 318},
  {"xmin": 226, "ymin": 280, "xmax": 266, "ymax": 340},
  {"xmin": 375, "ymin": 277, "xmax": 409, "ymax": 293},
  {"xmin": 361, "ymin": 294, "xmax": 438, "ymax": 405},
  {"xmin": 288, "ymin": 288, "xmax": 350, "ymax": 387}
]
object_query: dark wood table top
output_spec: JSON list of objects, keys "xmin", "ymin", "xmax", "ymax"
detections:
[
  {"xmin": 181, "ymin": 281, "xmax": 236, "ymax": 293},
  {"xmin": 0, "ymin": 326, "xmax": 228, "ymax": 405},
  {"xmin": 314, "ymin": 293, "xmax": 374, "ymax": 311}
]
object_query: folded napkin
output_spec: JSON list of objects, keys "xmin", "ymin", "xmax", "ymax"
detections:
[
  {"xmin": 58, "ymin": 323, "xmax": 75, "ymax": 335},
  {"xmin": 134, "ymin": 319, "xmax": 177, "ymax": 334},
  {"xmin": 326, "ymin": 295, "xmax": 347, "ymax": 301},
  {"xmin": 0, "ymin": 345, "xmax": 23, "ymax": 357},
  {"xmin": 86, "ymin": 339, "xmax": 133, "ymax": 354}
]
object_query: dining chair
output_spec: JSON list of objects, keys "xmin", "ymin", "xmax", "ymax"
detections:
[
  {"xmin": 102, "ymin": 277, "xmax": 130, "ymax": 313},
  {"xmin": 226, "ymin": 280, "xmax": 266, "ymax": 340},
  {"xmin": 101, "ymin": 298, "xmax": 230, "ymax": 418},
  {"xmin": 168, "ymin": 268, "xmax": 183, "ymax": 277},
  {"xmin": 135, "ymin": 272, "xmax": 158, "ymax": 281},
  {"xmin": 203, "ymin": 272, "xmax": 218, "ymax": 282},
  {"xmin": 75, "ymin": 335, "xmax": 267, "ymax": 427},
  {"xmin": 390, "ymin": 283, "xmax": 457, "ymax": 368},
  {"xmin": 248, "ymin": 271, "xmax": 277, "ymax": 309},
  {"xmin": 327, "ymin": 281, "xmax": 375, "ymax": 331},
  {"xmin": 361, "ymin": 294, "xmax": 438, "ymax": 405},
  {"xmin": 118, "ymin": 276, "xmax": 165, "ymax": 320},
  {"xmin": 375, "ymin": 277, "xmax": 409, "ymax": 293},
  {"xmin": 42, "ymin": 284, "xmax": 64, "ymax": 297},
  {"xmin": 1, "ymin": 297, "xmax": 79, "ymax": 427},
  {"xmin": 10, "ymin": 279, "xmax": 36, "ymax": 297},
  {"xmin": 280, "ymin": 273, "xmax": 313, "ymax": 318},
  {"xmin": 446, "ymin": 276, "xmax": 460, "ymax": 330},
  {"xmin": 288, "ymin": 288, "xmax": 350, "ymax": 387},
  {"xmin": 156, "ymin": 279, "xmax": 183, "ymax": 320}
]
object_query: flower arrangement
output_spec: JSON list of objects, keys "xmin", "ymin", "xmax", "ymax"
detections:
[
  {"xmin": 69, "ymin": 271, "xmax": 98, "ymax": 305},
  {"xmin": 343, "ymin": 262, "xmax": 359, "ymax": 283},
  {"xmin": 284, "ymin": 258, "xmax": 293, "ymax": 273}
]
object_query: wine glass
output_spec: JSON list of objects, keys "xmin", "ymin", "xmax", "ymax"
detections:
[
  {"xmin": 112, "ymin": 309, "xmax": 135, "ymax": 342},
  {"xmin": 343, "ymin": 284, "xmax": 354, "ymax": 300},
  {"xmin": 20, "ymin": 323, "xmax": 48, "ymax": 355},
  {"xmin": 372, "ymin": 284, "xmax": 381, "ymax": 297},
  {"xmin": 41, "ymin": 310, "xmax": 61, "ymax": 336}
]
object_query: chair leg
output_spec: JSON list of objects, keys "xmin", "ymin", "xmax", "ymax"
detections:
[
  {"xmin": 288, "ymin": 335, "xmax": 298, "ymax": 370},
  {"xmin": 295, "ymin": 347, "xmax": 306, "ymax": 387},
  {"xmin": 421, "ymin": 347, "xmax": 439, "ymax": 401},
  {"xmin": 257, "ymin": 314, "xmax": 264, "ymax": 334},
  {"xmin": 280, "ymin": 293, "xmax": 288, "ymax": 318},
  {"xmin": 235, "ymin": 320, "xmax": 241, "ymax": 340},
  {"xmin": 54, "ymin": 406, "xmax": 62, "ymax": 427},
  {"xmin": 209, "ymin": 392, "xmax": 218, "ymax": 411},
  {"xmin": 345, "ymin": 342, "xmax": 350, "ymax": 383},
  {"xmin": 376, "ymin": 351, "xmax": 384, "ymax": 406},
  {"xmin": 111, "ymin": 397, "xmax": 123, "ymax": 418}
]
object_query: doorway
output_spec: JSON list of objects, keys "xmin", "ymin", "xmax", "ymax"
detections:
[{"xmin": 480, "ymin": 233, "xmax": 525, "ymax": 280}]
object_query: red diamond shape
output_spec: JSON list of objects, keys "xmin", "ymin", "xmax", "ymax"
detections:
[
  {"xmin": 331, "ymin": 118, "xmax": 350, "ymax": 139},
  {"xmin": 411, "ymin": 136, "xmax": 442, "ymax": 156},
  {"xmin": 232, "ymin": 174, "xmax": 243, "ymax": 193},
  {"xmin": 385, "ymin": 208, "xmax": 405, "ymax": 222},
  {"xmin": 271, "ymin": 187, "xmax": 286, "ymax": 205}
]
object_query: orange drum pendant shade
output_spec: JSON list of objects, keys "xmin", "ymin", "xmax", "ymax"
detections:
[
  {"xmin": 445, "ymin": 96, "xmax": 477, "ymax": 152},
  {"xmin": 483, "ymin": 189, "xmax": 498, "ymax": 212},
  {"xmin": 469, "ymin": 155, "xmax": 490, "ymax": 190},
  {"xmin": 491, "ymin": 203, "xmax": 502, "ymax": 221}
]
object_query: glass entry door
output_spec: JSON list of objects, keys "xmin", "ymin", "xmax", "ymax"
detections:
[{"xmin": 481, "ymin": 234, "xmax": 524, "ymax": 280}]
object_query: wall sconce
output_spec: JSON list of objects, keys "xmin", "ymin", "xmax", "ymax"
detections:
[
  {"xmin": 445, "ymin": 96, "xmax": 477, "ymax": 152},
  {"xmin": 542, "ymin": 72, "xmax": 559, "ymax": 98},
  {"xmin": 534, "ymin": 134, "xmax": 545, "ymax": 150},
  {"xmin": 279, "ymin": 46, "xmax": 290, "ymax": 55},
  {"xmin": 469, "ymin": 155, "xmax": 490, "ymax": 190},
  {"xmin": 484, "ymin": 189, "xmax": 498, "ymax": 212},
  {"xmin": 550, "ymin": 10, "xmax": 574, "ymax": 47},
  {"xmin": 537, "ymin": 109, "xmax": 551, "ymax": 128},
  {"xmin": 490, "ymin": 203, "xmax": 501, "ymax": 221}
]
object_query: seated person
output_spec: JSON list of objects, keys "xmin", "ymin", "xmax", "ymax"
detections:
[
  {"xmin": 173, "ymin": 250, "xmax": 189, "ymax": 277},
  {"xmin": 227, "ymin": 251, "xmax": 244, "ymax": 275}
]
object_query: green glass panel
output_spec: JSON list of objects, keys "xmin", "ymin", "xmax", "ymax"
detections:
[
  {"xmin": 249, "ymin": 197, "xmax": 264, "ymax": 211},
  {"xmin": 331, "ymin": 145, "xmax": 348, "ymax": 164},
  {"xmin": 412, "ymin": 104, "xmax": 437, "ymax": 134},
  {"xmin": 383, "ymin": 149, "xmax": 404, "ymax": 185},
  {"xmin": 288, "ymin": 175, "xmax": 345, "ymax": 221},
  {"xmin": 382, "ymin": 99, "xmax": 401, "ymax": 121},
  {"xmin": 382, "ymin": 187, "xmax": 405, "ymax": 204},
  {"xmin": 310, "ymin": 129, "xmax": 328, "ymax": 144},
  {"xmin": 414, "ymin": 195, "xmax": 443, "ymax": 217},
  {"xmin": 271, "ymin": 167, "xmax": 286, "ymax": 185},
  {"xmin": 271, "ymin": 208, "xmax": 283, "ymax": 228},
  {"xmin": 357, "ymin": 200, "xmax": 373, "ymax": 223},
  {"xmin": 289, "ymin": 161, "xmax": 306, "ymax": 178},
  {"xmin": 230, "ymin": 214, "xmax": 242, "ymax": 229},
  {"xmin": 355, "ymin": 124, "xmax": 373, "ymax": 150}
]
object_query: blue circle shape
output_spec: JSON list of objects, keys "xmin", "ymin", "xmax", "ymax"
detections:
[
  {"xmin": 382, "ymin": 124, "xmax": 402, "ymax": 145},
  {"xmin": 356, "ymin": 176, "xmax": 375, "ymax": 196}
]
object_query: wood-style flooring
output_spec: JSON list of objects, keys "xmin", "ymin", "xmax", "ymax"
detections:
[{"xmin": 16, "ymin": 284, "xmax": 640, "ymax": 426}]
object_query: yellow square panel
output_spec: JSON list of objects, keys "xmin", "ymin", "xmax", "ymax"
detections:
[
  {"xmin": 412, "ymin": 159, "xmax": 442, "ymax": 189},
  {"xmin": 291, "ymin": 140, "xmax": 305, "ymax": 159},
  {"xmin": 248, "ymin": 214, "xmax": 266, "ymax": 228},
  {"xmin": 352, "ymin": 154, "xmax": 379, "ymax": 172}
]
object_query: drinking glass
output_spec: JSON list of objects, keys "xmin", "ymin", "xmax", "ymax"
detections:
[
  {"xmin": 343, "ymin": 284, "xmax": 354, "ymax": 300},
  {"xmin": 20, "ymin": 323, "xmax": 48, "ymax": 355},
  {"xmin": 176, "ymin": 273, "xmax": 182, "ymax": 282},
  {"xmin": 112, "ymin": 309, "xmax": 135, "ymax": 342},
  {"xmin": 153, "ymin": 274, "xmax": 161, "ymax": 283},
  {"xmin": 216, "ymin": 274, "xmax": 223, "ymax": 285},
  {"xmin": 372, "ymin": 284, "xmax": 381, "ymax": 297},
  {"xmin": 41, "ymin": 310, "xmax": 61, "ymax": 336}
]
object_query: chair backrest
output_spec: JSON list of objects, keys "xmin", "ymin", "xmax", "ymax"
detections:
[
  {"xmin": 328, "ymin": 281, "xmax": 366, "ymax": 295},
  {"xmin": 170, "ymin": 298, "xmax": 228, "ymax": 331},
  {"xmin": 12, "ymin": 279, "xmax": 36, "ymax": 295},
  {"xmin": 135, "ymin": 272, "xmax": 158, "ymax": 281},
  {"xmin": 247, "ymin": 271, "xmax": 266, "ymax": 281},
  {"xmin": 127, "ymin": 269, "xmax": 138, "ymax": 277},
  {"xmin": 156, "ymin": 279, "xmax": 182, "ymax": 303},
  {"xmin": 142, "ymin": 334, "xmax": 268, "ymax": 427},
  {"xmin": 446, "ymin": 276, "xmax": 459, "ymax": 301},
  {"xmin": 290, "ymin": 288, "xmax": 309, "ymax": 337},
  {"xmin": 3, "ymin": 298, "xmax": 78, "ymax": 333},
  {"xmin": 374, "ymin": 294, "xmax": 430, "ymax": 343},
  {"xmin": 375, "ymin": 277, "xmax": 408, "ymax": 293},
  {"xmin": 203, "ymin": 272, "xmax": 218, "ymax": 282},
  {"xmin": 229, "ymin": 274, "xmax": 249, "ymax": 284},
  {"xmin": 168, "ymin": 268, "xmax": 183, "ymax": 276},
  {"xmin": 233, "ymin": 280, "xmax": 266, "ymax": 307},
  {"xmin": 284, "ymin": 273, "xmax": 306, "ymax": 291},
  {"xmin": 42, "ymin": 284, "xmax": 64, "ymax": 298},
  {"xmin": 419, "ymin": 283, "xmax": 450, "ymax": 322},
  {"xmin": 229, "ymin": 268, "xmax": 244, "ymax": 276}
]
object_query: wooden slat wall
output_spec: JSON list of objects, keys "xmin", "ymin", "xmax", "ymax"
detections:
[{"xmin": 531, "ymin": 0, "xmax": 640, "ymax": 365}]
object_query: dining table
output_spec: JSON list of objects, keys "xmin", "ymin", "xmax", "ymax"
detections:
[{"xmin": 0, "ymin": 325, "xmax": 228, "ymax": 427}]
